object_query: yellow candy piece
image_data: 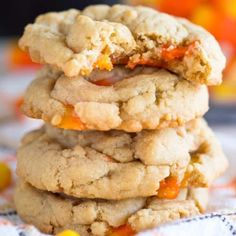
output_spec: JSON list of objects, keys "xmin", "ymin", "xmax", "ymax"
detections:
[
  {"xmin": 0, "ymin": 162, "xmax": 12, "ymax": 192},
  {"xmin": 56, "ymin": 230, "xmax": 80, "ymax": 236},
  {"xmin": 94, "ymin": 54, "xmax": 113, "ymax": 71},
  {"xmin": 211, "ymin": 84, "xmax": 236, "ymax": 101}
]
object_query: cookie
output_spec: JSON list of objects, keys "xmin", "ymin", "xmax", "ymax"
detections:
[
  {"xmin": 22, "ymin": 66, "xmax": 209, "ymax": 132},
  {"xmin": 16, "ymin": 118, "xmax": 227, "ymax": 200},
  {"xmin": 14, "ymin": 181, "xmax": 208, "ymax": 236},
  {"xmin": 19, "ymin": 5, "xmax": 226, "ymax": 85}
]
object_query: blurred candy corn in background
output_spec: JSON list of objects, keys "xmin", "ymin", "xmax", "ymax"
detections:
[
  {"xmin": 127, "ymin": 0, "xmax": 236, "ymax": 103},
  {"xmin": 7, "ymin": 41, "xmax": 40, "ymax": 70}
]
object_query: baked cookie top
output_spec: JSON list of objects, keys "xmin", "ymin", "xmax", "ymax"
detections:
[
  {"xmin": 15, "ymin": 181, "xmax": 208, "ymax": 235},
  {"xmin": 22, "ymin": 66, "xmax": 209, "ymax": 132},
  {"xmin": 16, "ymin": 118, "xmax": 228, "ymax": 200},
  {"xmin": 19, "ymin": 5, "xmax": 226, "ymax": 85}
]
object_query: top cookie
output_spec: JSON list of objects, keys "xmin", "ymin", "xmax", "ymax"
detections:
[{"xmin": 19, "ymin": 5, "xmax": 226, "ymax": 85}]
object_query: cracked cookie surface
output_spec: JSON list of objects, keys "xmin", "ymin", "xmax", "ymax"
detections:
[
  {"xmin": 14, "ymin": 181, "xmax": 208, "ymax": 236},
  {"xmin": 16, "ymin": 118, "xmax": 227, "ymax": 200},
  {"xmin": 19, "ymin": 4, "xmax": 226, "ymax": 84},
  {"xmin": 22, "ymin": 66, "xmax": 209, "ymax": 132}
]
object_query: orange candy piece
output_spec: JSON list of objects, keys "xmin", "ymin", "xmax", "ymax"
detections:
[
  {"xmin": 161, "ymin": 46, "xmax": 189, "ymax": 61},
  {"xmin": 92, "ymin": 75, "xmax": 122, "ymax": 86},
  {"xmin": 108, "ymin": 225, "xmax": 135, "ymax": 236},
  {"xmin": 127, "ymin": 57, "xmax": 162, "ymax": 70},
  {"xmin": 93, "ymin": 43, "xmax": 196, "ymax": 73},
  {"xmin": 0, "ymin": 162, "xmax": 12, "ymax": 192},
  {"xmin": 93, "ymin": 78, "xmax": 116, "ymax": 86},
  {"xmin": 94, "ymin": 54, "xmax": 113, "ymax": 71},
  {"xmin": 127, "ymin": 42, "xmax": 196, "ymax": 70},
  {"xmin": 56, "ymin": 105, "xmax": 85, "ymax": 130},
  {"xmin": 161, "ymin": 42, "xmax": 196, "ymax": 61},
  {"xmin": 157, "ymin": 176, "xmax": 180, "ymax": 199}
]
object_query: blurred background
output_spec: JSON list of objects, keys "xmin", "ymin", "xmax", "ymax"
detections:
[{"xmin": 0, "ymin": 0, "xmax": 235, "ymax": 148}]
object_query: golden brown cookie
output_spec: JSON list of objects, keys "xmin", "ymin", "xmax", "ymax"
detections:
[
  {"xmin": 19, "ymin": 5, "xmax": 226, "ymax": 85},
  {"xmin": 22, "ymin": 66, "xmax": 209, "ymax": 132},
  {"xmin": 16, "ymin": 118, "xmax": 227, "ymax": 200},
  {"xmin": 14, "ymin": 181, "xmax": 208, "ymax": 236}
]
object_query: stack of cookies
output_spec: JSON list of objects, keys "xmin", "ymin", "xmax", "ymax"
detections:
[{"xmin": 14, "ymin": 5, "xmax": 228, "ymax": 236}]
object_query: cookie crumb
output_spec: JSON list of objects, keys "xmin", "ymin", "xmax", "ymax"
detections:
[
  {"xmin": 51, "ymin": 114, "xmax": 62, "ymax": 126},
  {"xmin": 91, "ymin": 222, "xmax": 109, "ymax": 236},
  {"xmin": 164, "ymin": 114, "xmax": 172, "ymax": 121}
]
